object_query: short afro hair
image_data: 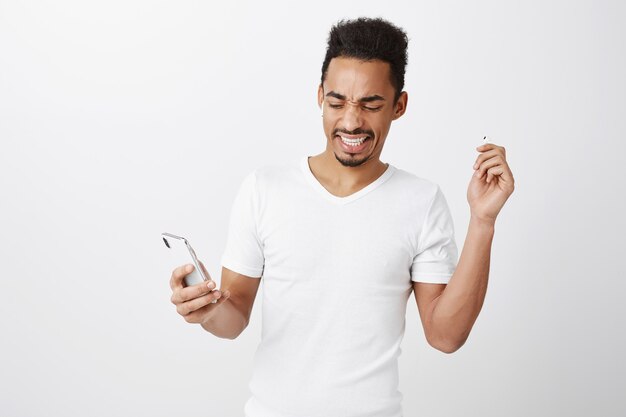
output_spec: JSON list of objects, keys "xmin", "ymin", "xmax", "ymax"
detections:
[{"xmin": 320, "ymin": 17, "xmax": 409, "ymax": 103}]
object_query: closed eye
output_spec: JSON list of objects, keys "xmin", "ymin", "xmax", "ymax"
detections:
[{"xmin": 328, "ymin": 104, "xmax": 382, "ymax": 111}]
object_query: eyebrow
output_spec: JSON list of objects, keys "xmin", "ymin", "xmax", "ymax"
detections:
[{"xmin": 325, "ymin": 91, "xmax": 386, "ymax": 103}]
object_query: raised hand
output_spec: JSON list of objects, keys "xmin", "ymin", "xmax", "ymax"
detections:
[{"xmin": 468, "ymin": 143, "xmax": 515, "ymax": 224}]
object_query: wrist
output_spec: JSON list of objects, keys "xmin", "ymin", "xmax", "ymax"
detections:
[{"xmin": 469, "ymin": 214, "xmax": 496, "ymax": 230}]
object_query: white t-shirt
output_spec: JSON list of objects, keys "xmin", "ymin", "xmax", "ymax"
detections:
[{"xmin": 220, "ymin": 156, "xmax": 458, "ymax": 417}]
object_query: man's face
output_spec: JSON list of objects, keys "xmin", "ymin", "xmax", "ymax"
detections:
[{"xmin": 318, "ymin": 56, "xmax": 407, "ymax": 168}]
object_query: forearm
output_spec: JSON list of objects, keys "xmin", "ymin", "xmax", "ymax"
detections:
[
  {"xmin": 200, "ymin": 298, "xmax": 249, "ymax": 340},
  {"xmin": 428, "ymin": 216, "xmax": 495, "ymax": 351}
]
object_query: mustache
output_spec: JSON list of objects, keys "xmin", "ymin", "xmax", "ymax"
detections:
[{"xmin": 333, "ymin": 128, "xmax": 374, "ymax": 137}]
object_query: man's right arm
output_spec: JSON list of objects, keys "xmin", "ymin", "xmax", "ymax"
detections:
[{"xmin": 170, "ymin": 264, "xmax": 261, "ymax": 340}]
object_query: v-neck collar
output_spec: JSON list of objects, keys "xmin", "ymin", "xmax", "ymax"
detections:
[{"xmin": 300, "ymin": 156, "xmax": 396, "ymax": 205}]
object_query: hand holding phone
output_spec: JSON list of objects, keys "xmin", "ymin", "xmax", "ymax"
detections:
[
  {"xmin": 168, "ymin": 262, "xmax": 230, "ymax": 323},
  {"xmin": 163, "ymin": 232, "xmax": 231, "ymax": 322}
]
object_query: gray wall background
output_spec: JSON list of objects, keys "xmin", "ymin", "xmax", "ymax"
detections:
[{"xmin": 1, "ymin": 0, "xmax": 624, "ymax": 416}]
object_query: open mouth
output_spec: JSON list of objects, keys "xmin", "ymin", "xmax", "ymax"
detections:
[{"xmin": 335, "ymin": 134, "xmax": 372, "ymax": 153}]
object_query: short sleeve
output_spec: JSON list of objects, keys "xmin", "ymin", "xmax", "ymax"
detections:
[
  {"xmin": 220, "ymin": 171, "xmax": 264, "ymax": 278},
  {"xmin": 411, "ymin": 186, "xmax": 458, "ymax": 284}
]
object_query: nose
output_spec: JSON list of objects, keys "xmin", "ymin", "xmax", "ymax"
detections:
[{"xmin": 340, "ymin": 103, "xmax": 363, "ymax": 132}]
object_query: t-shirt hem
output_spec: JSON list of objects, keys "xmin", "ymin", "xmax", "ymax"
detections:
[
  {"xmin": 221, "ymin": 259, "xmax": 263, "ymax": 278},
  {"xmin": 410, "ymin": 273, "xmax": 452, "ymax": 284}
]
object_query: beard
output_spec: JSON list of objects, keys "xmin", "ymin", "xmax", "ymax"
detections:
[{"xmin": 333, "ymin": 151, "xmax": 371, "ymax": 167}]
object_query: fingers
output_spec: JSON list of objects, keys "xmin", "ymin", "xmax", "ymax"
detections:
[
  {"xmin": 473, "ymin": 144, "xmax": 504, "ymax": 176},
  {"xmin": 474, "ymin": 153, "xmax": 504, "ymax": 180},
  {"xmin": 170, "ymin": 264, "xmax": 194, "ymax": 291},
  {"xmin": 494, "ymin": 160, "xmax": 515, "ymax": 187},
  {"xmin": 177, "ymin": 288, "xmax": 224, "ymax": 316},
  {"xmin": 473, "ymin": 145, "xmax": 505, "ymax": 169},
  {"xmin": 473, "ymin": 143, "xmax": 515, "ymax": 188},
  {"xmin": 169, "ymin": 261, "xmax": 231, "ymax": 324},
  {"xmin": 171, "ymin": 278, "xmax": 216, "ymax": 305},
  {"xmin": 476, "ymin": 143, "xmax": 505, "ymax": 156},
  {"xmin": 485, "ymin": 165, "xmax": 505, "ymax": 183}
]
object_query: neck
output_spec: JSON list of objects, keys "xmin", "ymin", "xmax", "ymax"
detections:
[{"xmin": 309, "ymin": 150, "xmax": 388, "ymax": 190}]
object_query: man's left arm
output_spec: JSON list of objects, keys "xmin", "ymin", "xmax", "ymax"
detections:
[{"xmin": 414, "ymin": 143, "xmax": 515, "ymax": 353}]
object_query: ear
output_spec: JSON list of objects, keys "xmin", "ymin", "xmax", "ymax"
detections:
[
  {"xmin": 317, "ymin": 84, "xmax": 324, "ymax": 109},
  {"xmin": 392, "ymin": 91, "xmax": 408, "ymax": 120}
]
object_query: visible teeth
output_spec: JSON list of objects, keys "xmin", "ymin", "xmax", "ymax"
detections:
[{"xmin": 339, "ymin": 135, "xmax": 367, "ymax": 146}]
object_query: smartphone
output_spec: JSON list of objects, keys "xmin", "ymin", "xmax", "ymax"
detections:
[{"xmin": 161, "ymin": 232, "xmax": 209, "ymax": 287}]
